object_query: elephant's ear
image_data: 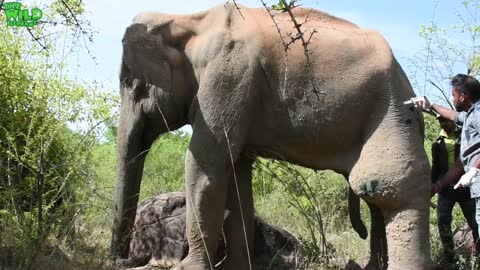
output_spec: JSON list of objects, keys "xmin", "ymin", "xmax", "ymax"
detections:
[
  {"xmin": 146, "ymin": 21, "xmax": 193, "ymax": 70},
  {"xmin": 149, "ymin": 20, "xmax": 194, "ymax": 48}
]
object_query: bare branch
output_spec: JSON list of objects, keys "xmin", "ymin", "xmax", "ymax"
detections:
[
  {"xmin": 26, "ymin": 27, "xmax": 48, "ymax": 51},
  {"xmin": 286, "ymin": 31, "xmax": 303, "ymax": 48},
  {"xmin": 260, "ymin": 0, "xmax": 290, "ymax": 97},
  {"xmin": 307, "ymin": 29, "xmax": 317, "ymax": 44},
  {"xmin": 260, "ymin": 0, "xmax": 287, "ymax": 48},
  {"xmin": 280, "ymin": 0, "xmax": 323, "ymax": 98},
  {"xmin": 229, "ymin": 0, "xmax": 245, "ymax": 20},
  {"xmin": 427, "ymin": 79, "xmax": 454, "ymax": 109},
  {"xmin": 59, "ymin": 0, "xmax": 97, "ymax": 64},
  {"xmin": 59, "ymin": 0, "xmax": 84, "ymax": 32}
]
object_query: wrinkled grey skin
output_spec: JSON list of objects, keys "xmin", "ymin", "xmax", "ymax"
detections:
[{"xmin": 112, "ymin": 3, "xmax": 431, "ymax": 270}]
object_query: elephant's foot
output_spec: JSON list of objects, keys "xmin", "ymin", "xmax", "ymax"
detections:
[{"xmin": 171, "ymin": 255, "xmax": 212, "ymax": 270}]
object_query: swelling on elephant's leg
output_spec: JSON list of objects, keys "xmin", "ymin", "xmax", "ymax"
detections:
[
  {"xmin": 364, "ymin": 202, "xmax": 387, "ymax": 270},
  {"xmin": 172, "ymin": 134, "xmax": 232, "ymax": 270},
  {"xmin": 351, "ymin": 169, "xmax": 431, "ymax": 269},
  {"xmin": 352, "ymin": 181, "xmax": 431, "ymax": 270},
  {"xmin": 217, "ymin": 157, "xmax": 255, "ymax": 270}
]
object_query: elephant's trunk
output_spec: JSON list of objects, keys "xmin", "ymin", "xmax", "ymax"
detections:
[{"xmin": 111, "ymin": 97, "xmax": 149, "ymax": 258}]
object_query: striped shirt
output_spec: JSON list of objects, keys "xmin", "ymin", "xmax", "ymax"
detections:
[{"xmin": 455, "ymin": 102, "xmax": 480, "ymax": 197}]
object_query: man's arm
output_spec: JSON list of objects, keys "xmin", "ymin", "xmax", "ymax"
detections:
[
  {"xmin": 431, "ymin": 104, "xmax": 457, "ymax": 121},
  {"xmin": 432, "ymin": 159, "xmax": 464, "ymax": 194},
  {"xmin": 454, "ymin": 157, "xmax": 480, "ymax": 189},
  {"xmin": 471, "ymin": 157, "xmax": 480, "ymax": 170},
  {"xmin": 411, "ymin": 96, "xmax": 457, "ymax": 121}
]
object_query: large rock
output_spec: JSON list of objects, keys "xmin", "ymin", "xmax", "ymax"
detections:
[
  {"xmin": 453, "ymin": 223, "xmax": 476, "ymax": 257},
  {"xmin": 127, "ymin": 192, "xmax": 299, "ymax": 269}
]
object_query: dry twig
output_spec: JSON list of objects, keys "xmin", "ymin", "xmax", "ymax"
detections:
[
  {"xmin": 229, "ymin": 0, "xmax": 245, "ymax": 20},
  {"xmin": 26, "ymin": 27, "xmax": 48, "ymax": 51},
  {"xmin": 259, "ymin": 0, "xmax": 290, "ymax": 96},
  {"xmin": 260, "ymin": 0, "xmax": 324, "ymax": 99},
  {"xmin": 280, "ymin": 0, "xmax": 323, "ymax": 98},
  {"xmin": 59, "ymin": 0, "xmax": 97, "ymax": 64}
]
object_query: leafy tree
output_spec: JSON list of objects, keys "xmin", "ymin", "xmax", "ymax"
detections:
[
  {"xmin": 410, "ymin": 0, "xmax": 480, "ymax": 101},
  {"xmin": 0, "ymin": 2, "xmax": 117, "ymax": 268}
]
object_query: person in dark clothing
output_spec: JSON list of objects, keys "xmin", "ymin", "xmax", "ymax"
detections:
[{"xmin": 432, "ymin": 116, "xmax": 479, "ymax": 265}]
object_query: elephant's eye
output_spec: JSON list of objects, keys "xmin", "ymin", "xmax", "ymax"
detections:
[{"xmin": 128, "ymin": 78, "xmax": 148, "ymax": 101}]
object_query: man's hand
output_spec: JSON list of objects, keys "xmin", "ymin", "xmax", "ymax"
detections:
[
  {"xmin": 407, "ymin": 96, "xmax": 432, "ymax": 111},
  {"xmin": 454, "ymin": 167, "xmax": 480, "ymax": 189}
]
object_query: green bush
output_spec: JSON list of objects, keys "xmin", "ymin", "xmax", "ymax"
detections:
[{"xmin": 0, "ymin": 5, "xmax": 117, "ymax": 268}]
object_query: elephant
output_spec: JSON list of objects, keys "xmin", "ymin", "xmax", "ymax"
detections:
[{"xmin": 111, "ymin": 3, "xmax": 432, "ymax": 270}]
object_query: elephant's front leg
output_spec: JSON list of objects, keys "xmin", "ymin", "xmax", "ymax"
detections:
[
  {"xmin": 217, "ymin": 157, "xmax": 255, "ymax": 270},
  {"xmin": 173, "ymin": 140, "xmax": 230, "ymax": 270},
  {"xmin": 354, "ymin": 189, "xmax": 430, "ymax": 270},
  {"xmin": 353, "ymin": 180, "xmax": 431, "ymax": 270},
  {"xmin": 382, "ymin": 200, "xmax": 431, "ymax": 269}
]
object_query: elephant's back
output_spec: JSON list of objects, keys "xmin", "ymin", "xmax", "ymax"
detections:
[
  {"xmin": 245, "ymin": 24, "xmax": 401, "ymax": 167},
  {"xmin": 239, "ymin": 5, "xmax": 396, "ymax": 120},
  {"xmin": 250, "ymin": 32, "xmax": 393, "ymax": 141}
]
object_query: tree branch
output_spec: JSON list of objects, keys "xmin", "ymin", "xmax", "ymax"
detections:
[
  {"xmin": 427, "ymin": 79, "xmax": 454, "ymax": 109},
  {"xmin": 260, "ymin": 0, "xmax": 291, "ymax": 97},
  {"xmin": 26, "ymin": 27, "xmax": 48, "ymax": 51},
  {"xmin": 59, "ymin": 0, "xmax": 97, "ymax": 64},
  {"xmin": 260, "ymin": 0, "xmax": 287, "ymax": 48},
  {"xmin": 280, "ymin": 0, "xmax": 323, "ymax": 98},
  {"xmin": 229, "ymin": 0, "xmax": 245, "ymax": 20}
]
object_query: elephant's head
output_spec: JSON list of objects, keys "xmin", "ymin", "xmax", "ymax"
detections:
[{"xmin": 111, "ymin": 18, "xmax": 197, "ymax": 258}]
